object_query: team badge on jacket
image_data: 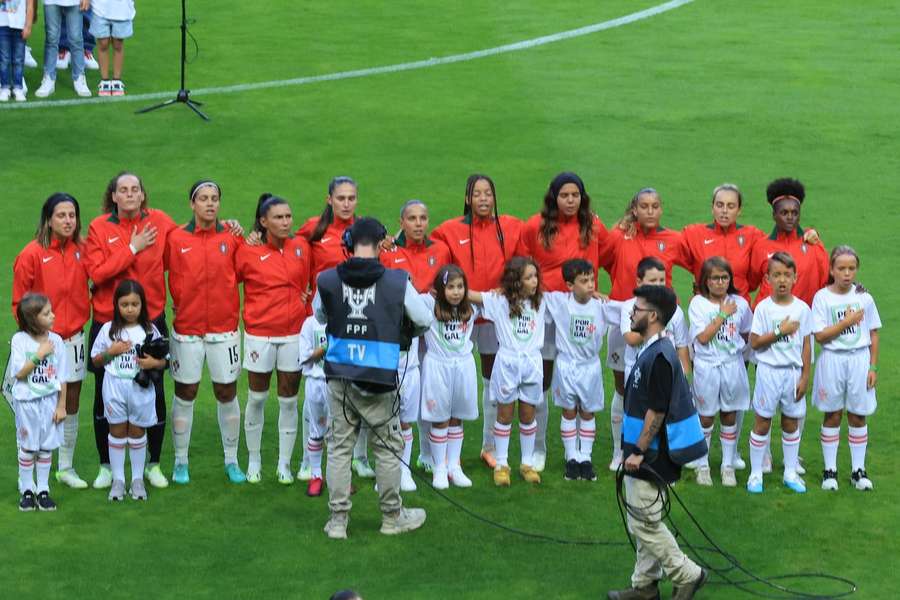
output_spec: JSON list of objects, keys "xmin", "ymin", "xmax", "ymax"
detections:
[
  {"xmin": 658, "ymin": 241, "xmax": 666, "ymax": 251},
  {"xmin": 428, "ymin": 255, "xmax": 436, "ymax": 266},
  {"xmin": 737, "ymin": 235, "xmax": 745, "ymax": 247},
  {"xmin": 220, "ymin": 243, "xmax": 227, "ymax": 254},
  {"xmin": 343, "ymin": 283, "xmax": 375, "ymax": 319}
]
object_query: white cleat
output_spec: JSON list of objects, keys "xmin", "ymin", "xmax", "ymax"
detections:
[
  {"xmin": 531, "ymin": 450, "xmax": 546, "ymax": 473},
  {"xmin": 721, "ymin": 467, "xmax": 737, "ymax": 488},
  {"xmin": 821, "ymin": 469, "xmax": 838, "ymax": 491},
  {"xmin": 696, "ymin": 466, "xmax": 713, "ymax": 486},
  {"xmin": 400, "ymin": 468, "xmax": 418, "ymax": 492},
  {"xmin": 57, "ymin": 469, "xmax": 89, "ymax": 489},
  {"xmin": 731, "ymin": 454, "xmax": 747, "ymax": 470},
  {"xmin": 851, "ymin": 469, "xmax": 873, "ymax": 491},
  {"xmin": 431, "ymin": 468, "xmax": 449, "ymax": 490},
  {"xmin": 449, "ymin": 466, "xmax": 473, "ymax": 488},
  {"xmin": 93, "ymin": 465, "xmax": 112, "ymax": 489},
  {"xmin": 608, "ymin": 453, "xmax": 623, "ymax": 472}
]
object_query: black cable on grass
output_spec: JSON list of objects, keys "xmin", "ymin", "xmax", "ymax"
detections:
[
  {"xmin": 185, "ymin": 19, "xmax": 200, "ymax": 64},
  {"xmin": 339, "ymin": 359, "xmax": 858, "ymax": 597}
]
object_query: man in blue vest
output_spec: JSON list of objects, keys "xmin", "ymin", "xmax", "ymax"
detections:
[
  {"xmin": 313, "ymin": 217, "xmax": 433, "ymax": 539},
  {"xmin": 608, "ymin": 285, "xmax": 708, "ymax": 600}
]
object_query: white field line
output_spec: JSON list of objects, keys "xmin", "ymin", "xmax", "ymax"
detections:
[{"xmin": 1, "ymin": 0, "xmax": 692, "ymax": 111}]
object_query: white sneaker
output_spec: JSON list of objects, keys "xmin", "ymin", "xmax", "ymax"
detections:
[
  {"xmin": 432, "ymin": 468, "xmax": 449, "ymax": 490},
  {"xmin": 696, "ymin": 466, "xmax": 713, "ymax": 486},
  {"xmin": 57, "ymin": 468, "xmax": 88, "ymax": 489},
  {"xmin": 608, "ymin": 452, "xmax": 623, "ymax": 472},
  {"xmin": 56, "ymin": 50, "xmax": 71, "ymax": 70},
  {"xmin": 0, "ymin": 88, "xmax": 9, "ymax": 102},
  {"xmin": 24, "ymin": 45, "xmax": 37, "ymax": 68},
  {"xmin": 12, "ymin": 88, "xmax": 26, "ymax": 102},
  {"xmin": 531, "ymin": 450, "xmax": 546, "ymax": 473},
  {"xmin": 35, "ymin": 76, "xmax": 55, "ymax": 98},
  {"xmin": 732, "ymin": 454, "xmax": 747, "ymax": 470},
  {"xmin": 324, "ymin": 512, "xmax": 349, "ymax": 539},
  {"xmin": 721, "ymin": 466, "xmax": 737, "ymax": 487},
  {"xmin": 73, "ymin": 75, "xmax": 91, "ymax": 97},
  {"xmin": 92, "ymin": 465, "xmax": 112, "ymax": 489},
  {"xmin": 449, "ymin": 466, "xmax": 473, "ymax": 488},
  {"xmin": 84, "ymin": 50, "xmax": 99, "ymax": 70},
  {"xmin": 400, "ymin": 467, "xmax": 417, "ymax": 492}
]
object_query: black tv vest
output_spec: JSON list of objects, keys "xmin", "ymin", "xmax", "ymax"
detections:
[
  {"xmin": 317, "ymin": 267, "xmax": 407, "ymax": 390},
  {"xmin": 623, "ymin": 336, "xmax": 706, "ymax": 482}
]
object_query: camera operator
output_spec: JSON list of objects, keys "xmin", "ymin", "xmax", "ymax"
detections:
[{"xmin": 313, "ymin": 217, "xmax": 433, "ymax": 539}]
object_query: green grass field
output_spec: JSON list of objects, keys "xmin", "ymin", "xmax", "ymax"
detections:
[{"xmin": 2, "ymin": 1, "xmax": 899, "ymax": 598}]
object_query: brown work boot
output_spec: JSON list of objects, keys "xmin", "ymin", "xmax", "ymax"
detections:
[
  {"xmin": 672, "ymin": 569, "xmax": 709, "ymax": 599},
  {"xmin": 607, "ymin": 581, "xmax": 660, "ymax": 600}
]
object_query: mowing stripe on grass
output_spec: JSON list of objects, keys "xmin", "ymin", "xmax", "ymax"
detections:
[{"xmin": 1, "ymin": 0, "xmax": 693, "ymax": 111}]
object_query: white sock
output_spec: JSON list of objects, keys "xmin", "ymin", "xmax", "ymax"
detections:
[
  {"xmin": 493, "ymin": 421, "xmax": 511, "ymax": 467},
  {"xmin": 610, "ymin": 390, "xmax": 624, "ymax": 456},
  {"xmin": 429, "ymin": 426, "xmax": 448, "ymax": 472},
  {"xmin": 401, "ymin": 427, "xmax": 415, "ymax": 481},
  {"xmin": 534, "ymin": 395, "xmax": 549, "ymax": 454},
  {"xmin": 749, "ymin": 431, "xmax": 767, "ymax": 478},
  {"xmin": 128, "ymin": 435, "xmax": 147, "ymax": 482},
  {"xmin": 217, "ymin": 397, "xmax": 241, "ymax": 465},
  {"xmin": 848, "ymin": 425, "xmax": 868, "ymax": 472},
  {"xmin": 108, "ymin": 435, "xmax": 127, "ymax": 482},
  {"xmin": 17, "ymin": 449, "xmax": 35, "ymax": 493},
  {"xmin": 560, "ymin": 416, "xmax": 578, "ymax": 461},
  {"xmin": 354, "ymin": 424, "xmax": 369, "ymax": 461},
  {"xmin": 820, "ymin": 426, "xmax": 840, "ymax": 471},
  {"xmin": 172, "ymin": 396, "xmax": 194, "ymax": 465},
  {"xmin": 447, "ymin": 425, "xmax": 464, "ymax": 468},
  {"xmin": 277, "ymin": 395, "xmax": 298, "ymax": 469},
  {"xmin": 244, "ymin": 390, "xmax": 267, "ymax": 469},
  {"xmin": 418, "ymin": 417, "xmax": 432, "ymax": 463},
  {"xmin": 36, "ymin": 451, "xmax": 52, "ymax": 493},
  {"xmin": 699, "ymin": 425, "xmax": 714, "ymax": 467},
  {"xmin": 300, "ymin": 399, "xmax": 311, "ymax": 468},
  {"xmin": 59, "ymin": 412, "xmax": 79, "ymax": 471},
  {"xmin": 578, "ymin": 417, "xmax": 596, "ymax": 461},
  {"xmin": 520, "ymin": 420, "xmax": 537, "ymax": 467},
  {"xmin": 482, "ymin": 377, "xmax": 496, "ymax": 451},
  {"xmin": 307, "ymin": 437, "xmax": 324, "ymax": 478},
  {"xmin": 782, "ymin": 429, "xmax": 801, "ymax": 476},
  {"xmin": 720, "ymin": 424, "xmax": 738, "ymax": 468}
]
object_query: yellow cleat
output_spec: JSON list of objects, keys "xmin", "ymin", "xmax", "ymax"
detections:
[
  {"xmin": 519, "ymin": 465, "xmax": 542, "ymax": 484},
  {"xmin": 493, "ymin": 465, "xmax": 511, "ymax": 487}
]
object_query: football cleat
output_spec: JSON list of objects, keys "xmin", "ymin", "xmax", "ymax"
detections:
[
  {"xmin": 851, "ymin": 469, "xmax": 873, "ymax": 491},
  {"xmin": 821, "ymin": 469, "xmax": 838, "ymax": 491}
]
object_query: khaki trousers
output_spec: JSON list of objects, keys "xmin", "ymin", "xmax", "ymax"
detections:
[
  {"xmin": 326, "ymin": 379, "xmax": 404, "ymax": 515},
  {"xmin": 625, "ymin": 476, "xmax": 702, "ymax": 588}
]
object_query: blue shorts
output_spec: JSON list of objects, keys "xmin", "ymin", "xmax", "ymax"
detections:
[{"xmin": 89, "ymin": 16, "xmax": 133, "ymax": 40}]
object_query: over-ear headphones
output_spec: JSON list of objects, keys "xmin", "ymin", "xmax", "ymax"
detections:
[
  {"xmin": 341, "ymin": 227, "xmax": 354, "ymax": 252},
  {"xmin": 341, "ymin": 219, "xmax": 388, "ymax": 253}
]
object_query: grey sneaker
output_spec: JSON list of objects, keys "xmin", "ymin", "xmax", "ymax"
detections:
[
  {"xmin": 130, "ymin": 478, "xmax": 148, "ymax": 501},
  {"xmin": 108, "ymin": 479, "xmax": 126, "ymax": 502},
  {"xmin": 380, "ymin": 507, "xmax": 426, "ymax": 535},
  {"xmin": 324, "ymin": 512, "xmax": 349, "ymax": 539}
]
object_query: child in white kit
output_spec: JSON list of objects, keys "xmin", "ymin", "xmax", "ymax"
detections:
[
  {"xmin": 812, "ymin": 246, "xmax": 881, "ymax": 491},
  {"xmin": 688, "ymin": 257, "xmax": 752, "ymax": 488},
  {"xmin": 747, "ymin": 252, "xmax": 812, "ymax": 494},
  {"xmin": 89, "ymin": 0, "xmax": 135, "ymax": 96},
  {"xmin": 469, "ymin": 256, "xmax": 546, "ymax": 487},
  {"xmin": 6, "ymin": 293, "xmax": 67, "ymax": 511},
  {"xmin": 297, "ymin": 313, "xmax": 329, "ymax": 497},
  {"xmin": 544, "ymin": 259, "xmax": 608, "ymax": 482},
  {"xmin": 420, "ymin": 265, "xmax": 480, "ymax": 490},
  {"xmin": 90, "ymin": 280, "xmax": 166, "ymax": 502},
  {"xmin": 0, "ymin": 0, "xmax": 35, "ymax": 101}
]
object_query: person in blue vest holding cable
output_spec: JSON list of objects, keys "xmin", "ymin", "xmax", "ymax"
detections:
[
  {"xmin": 313, "ymin": 217, "xmax": 433, "ymax": 540},
  {"xmin": 609, "ymin": 285, "xmax": 708, "ymax": 600}
]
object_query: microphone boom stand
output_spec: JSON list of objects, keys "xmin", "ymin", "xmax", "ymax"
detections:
[{"xmin": 136, "ymin": 0, "xmax": 209, "ymax": 120}]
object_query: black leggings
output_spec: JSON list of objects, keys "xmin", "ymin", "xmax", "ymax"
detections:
[{"xmin": 89, "ymin": 315, "xmax": 169, "ymax": 465}]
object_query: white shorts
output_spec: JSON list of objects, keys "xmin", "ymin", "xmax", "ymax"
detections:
[
  {"xmin": 693, "ymin": 358, "xmax": 750, "ymax": 417},
  {"xmin": 606, "ymin": 325, "xmax": 626, "ymax": 372},
  {"xmin": 813, "ymin": 349, "xmax": 876, "ymax": 416},
  {"xmin": 243, "ymin": 333, "xmax": 301, "ymax": 373},
  {"xmin": 303, "ymin": 376, "xmax": 330, "ymax": 438},
  {"xmin": 541, "ymin": 320, "xmax": 558, "ymax": 361},
  {"xmin": 102, "ymin": 375, "xmax": 158, "ymax": 428},
  {"xmin": 490, "ymin": 351, "xmax": 543, "ymax": 406},
  {"xmin": 14, "ymin": 396, "xmax": 62, "ymax": 451},
  {"xmin": 398, "ymin": 364, "xmax": 421, "ymax": 424},
  {"xmin": 551, "ymin": 357, "xmax": 604, "ymax": 412},
  {"xmin": 421, "ymin": 354, "xmax": 479, "ymax": 422},
  {"xmin": 752, "ymin": 364, "xmax": 806, "ymax": 420},
  {"xmin": 64, "ymin": 332, "xmax": 86, "ymax": 382},
  {"xmin": 473, "ymin": 321, "xmax": 499, "ymax": 355},
  {"xmin": 170, "ymin": 330, "xmax": 241, "ymax": 384}
]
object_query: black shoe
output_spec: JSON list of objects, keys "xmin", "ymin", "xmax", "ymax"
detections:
[
  {"xmin": 607, "ymin": 581, "xmax": 660, "ymax": 599},
  {"xmin": 564, "ymin": 459, "xmax": 580, "ymax": 481},
  {"xmin": 18, "ymin": 490, "xmax": 36, "ymax": 512},
  {"xmin": 672, "ymin": 568, "xmax": 709, "ymax": 600},
  {"xmin": 579, "ymin": 460, "xmax": 597, "ymax": 481},
  {"xmin": 36, "ymin": 491, "xmax": 57, "ymax": 512}
]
